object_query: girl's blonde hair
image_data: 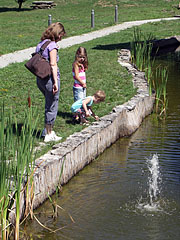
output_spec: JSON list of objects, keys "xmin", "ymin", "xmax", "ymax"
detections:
[
  {"xmin": 41, "ymin": 22, "xmax": 66, "ymax": 42},
  {"xmin": 94, "ymin": 90, "xmax": 106, "ymax": 102},
  {"xmin": 75, "ymin": 47, "xmax": 88, "ymax": 70}
]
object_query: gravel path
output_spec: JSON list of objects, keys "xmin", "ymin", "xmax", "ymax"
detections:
[{"xmin": 0, "ymin": 17, "xmax": 179, "ymax": 68}]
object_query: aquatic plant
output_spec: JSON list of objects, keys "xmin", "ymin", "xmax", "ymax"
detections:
[
  {"xmin": 131, "ymin": 27, "xmax": 168, "ymax": 117},
  {"xmin": 154, "ymin": 66, "xmax": 168, "ymax": 117},
  {"xmin": 13, "ymin": 107, "xmax": 38, "ymax": 239},
  {"xmin": 131, "ymin": 27, "xmax": 155, "ymax": 72},
  {"xmin": 0, "ymin": 105, "xmax": 15, "ymax": 240},
  {"xmin": 0, "ymin": 105, "xmax": 39, "ymax": 239}
]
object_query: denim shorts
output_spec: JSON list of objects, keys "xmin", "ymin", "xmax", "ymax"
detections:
[{"xmin": 73, "ymin": 86, "xmax": 86, "ymax": 102}]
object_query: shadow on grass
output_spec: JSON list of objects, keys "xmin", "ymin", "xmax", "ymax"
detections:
[
  {"xmin": 57, "ymin": 111, "xmax": 74, "ymax": 125},
  {"xmin": 10, "ymin": 123, "xmax": 42, "ymax": 139},
  {"xmin": 92, "ymin": 42, "xmax": 131, "ymax": 51},
  {"xmin": 0, "ymin": 7, "xmax": 33, "ymax": 13},
  {"xmin": 93, "ymin": 40, "xmax": 180, "ymax": 59}
]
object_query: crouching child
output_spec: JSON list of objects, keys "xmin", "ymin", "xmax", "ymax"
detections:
[{"xmin": 71, "ymin": 90, "xmax": 105, "ymax": 124}]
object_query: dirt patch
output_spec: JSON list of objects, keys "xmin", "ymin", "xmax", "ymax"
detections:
[
  {"xmin": 124, "ymin": 4, "xmax": 137, "ymax": 7},
  {"xmin": 94, "ymin": 0, "xmax": 114, "ymax": 7}
]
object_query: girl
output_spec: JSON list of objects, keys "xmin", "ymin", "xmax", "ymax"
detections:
[
  {"xmin": 72, "ymin": 47, "xmax": 88, "ymax": 102},
  {"xmin": 36, "ymin": 22, "xmax": 66, "ymax": 142}
]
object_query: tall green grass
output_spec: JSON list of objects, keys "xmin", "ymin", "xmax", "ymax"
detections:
[
  {"xmin": 154, "ymin": 66, "xmax": 168, "ymax": 116},
  {"xmin": 0, "ymin": 105, "xmax": 15, "ymax": 240},
  {"xmin": 131, "ymin": 27, "xmax": 168, "ymax": 118},
  {"xmin": 131, "ymin": 27, "xmax": 155, "ymax": 72},
  {"xmin": 0, "ymin": 105, "xmax": 39, "ymax": 239},
  {"xmin": 0, "ymin": 105, "xmax": 69, "ymax": 239}
]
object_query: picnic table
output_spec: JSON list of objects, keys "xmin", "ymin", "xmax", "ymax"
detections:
[{"xmin": 31, "ymin": 1, "xmax": 56, "ymax": 9}]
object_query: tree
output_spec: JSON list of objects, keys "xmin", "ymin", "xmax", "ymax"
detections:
[{"xmin": 15, "ymin": 0, "xmax": 27, "ymax": 10}]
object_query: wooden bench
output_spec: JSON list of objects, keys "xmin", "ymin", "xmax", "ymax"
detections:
[{"xmin": 31, "ymin": 1, "xmax": 56, "ymax": 9}]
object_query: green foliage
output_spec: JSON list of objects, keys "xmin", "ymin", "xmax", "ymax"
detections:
[
  {"xmin": 0, "ymin": 106, "xmax": 39, "ymax": 239},
  {"xmin": 131, "ymin": 27, "xmax": 155, "ymax": 71},
  {"xmin": 130, "ymin": 27, "xmax": 169, "ymax": 118},
  {"xmin": 154, "ymin": 66, "xmax": 168, "ymax": 117}
]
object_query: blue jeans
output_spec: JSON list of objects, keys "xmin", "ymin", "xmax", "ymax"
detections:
[{"xmin": 73, "ymin": 86, "xmax": 86, "ymax": 102}]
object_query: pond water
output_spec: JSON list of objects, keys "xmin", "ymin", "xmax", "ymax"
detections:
[{"xmin": 23, "ymin": 52, "xmax": 180, "ymax": 240}]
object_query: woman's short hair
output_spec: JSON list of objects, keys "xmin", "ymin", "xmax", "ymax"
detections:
[{"xmin": 41, "ymin": 22, "xmax": 66, "ymax": 41}]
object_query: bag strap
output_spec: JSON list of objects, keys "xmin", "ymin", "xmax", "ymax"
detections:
[{"xmin": 39, "ymin": 41, "xmax": 51, "ymax": 54}]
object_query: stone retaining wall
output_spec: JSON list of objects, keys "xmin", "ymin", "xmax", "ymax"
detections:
[{"xmin": 20, "ymin": 49, "xmax": 155, "ymax": 217}]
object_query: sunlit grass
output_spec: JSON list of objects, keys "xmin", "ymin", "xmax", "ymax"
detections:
[
  {"xmin": 0, "ymin": 28, "xmax": 137, "ymax": 157},
  {"xmin": 0, "ymin": 0, "xmax": 179, "ymax": 54}
]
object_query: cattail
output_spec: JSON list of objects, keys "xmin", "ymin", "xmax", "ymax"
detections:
[{"xmin": 28, "ymin": 91, "xmax": 31, "ymax": 108}]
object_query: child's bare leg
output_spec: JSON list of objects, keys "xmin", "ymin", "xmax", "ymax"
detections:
[
  {"xmin": 45, "ymin": 124, "xmax": 52, "ymax": 134},
  {"xmin": 80, "ymin": 112, "xmax": 89, "ymax": 124},
  {"xmin": 87, "ymin": 107, "xmax": 92, "ymax": 116}
]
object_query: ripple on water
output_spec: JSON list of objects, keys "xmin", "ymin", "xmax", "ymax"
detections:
[{"xmin": 119, "ymin": 197, "xmax": 179, "ymax": 218}]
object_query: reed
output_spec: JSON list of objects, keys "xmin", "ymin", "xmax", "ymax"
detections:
[
  {"xmin": 14, "ymin": 107, "xmax": 39, "ymax": 239},
  {"xmin": 154, "ymin": 66, "xmax": 168, "ymax": 117},
  {"xmin": 0, "ymin": 105, "xmax": 39, "ymax": 239},
  {"xmin": 131, "ymin": 27, "xmax": 168, "ymax": 117},
  {"xmin": 131, "ymin": 27, "xmax": 155, "ymax": 72},
  {"xmin": 0, "ymin": 105, "xmax": 15, "ymax": 240},
  {"xmin": 131, "ymin": 28, "xmax": 155, "ymax": 95}
]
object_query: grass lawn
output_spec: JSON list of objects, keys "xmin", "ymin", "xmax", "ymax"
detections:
[
  {"xmin": 1, "ymin": 1, "xmax": 180, "ymax": 156},
  {"xmin": 0, "ymin": 29, "xmax": 137, "ymax": 156},
  {"xmin": 0, "ymin": 0, "xmax": 180, "ymax": 54}
]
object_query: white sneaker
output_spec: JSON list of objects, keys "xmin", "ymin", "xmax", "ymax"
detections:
[
  {"xmin": 44, "ymin": 131, "xmax": 62, "ymax": 143},
  {"xmin": 51, "ymin": 131, "xmax": 62, "ymax": 141},
  {"xmin": 41, "ymin": 129, "xmax": 56, "ymax": 138}
]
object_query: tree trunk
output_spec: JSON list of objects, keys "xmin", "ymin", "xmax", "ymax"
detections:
[{"xmin": 18, "ymin": 1, "xmax": 23, "ymax": 10}]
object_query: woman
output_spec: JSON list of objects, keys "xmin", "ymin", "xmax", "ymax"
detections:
[{"xmin": 36, "ymin": 22, "xmax": 66, "ymax": 142}]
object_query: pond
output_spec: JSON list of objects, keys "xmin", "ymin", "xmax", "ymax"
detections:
[{"xmin": 23, "ymin": 51, "xmax": 180, "ymax": 240}]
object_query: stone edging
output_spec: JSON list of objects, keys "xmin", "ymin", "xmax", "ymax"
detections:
[{"xmin": 19, "ymin": 49, "xmax": 155, "ymax": 218}]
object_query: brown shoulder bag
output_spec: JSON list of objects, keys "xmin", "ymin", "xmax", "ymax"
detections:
[{"xmin": 25, "ymin": 41, "xmax": 52, "ymax": 79}]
